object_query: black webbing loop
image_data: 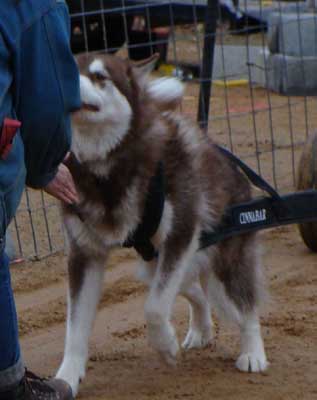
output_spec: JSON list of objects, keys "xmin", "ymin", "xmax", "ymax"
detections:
[
  {"xmin": 215, "ymin": 145, "xmax": 281, "ymax": 201},
  {"xmin": 216, "ymin": 145, "xmax": 291, "ymax": 220}
]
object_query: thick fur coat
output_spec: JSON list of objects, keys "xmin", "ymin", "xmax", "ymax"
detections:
[{"xmin": 56, "ymin": 53, "xmax": 268, "ymax": 396}]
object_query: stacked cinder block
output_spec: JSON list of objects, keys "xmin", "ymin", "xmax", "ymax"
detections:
[{"xmin": 254, "ymin": 11, "xmax": 317, "ymax": 95}]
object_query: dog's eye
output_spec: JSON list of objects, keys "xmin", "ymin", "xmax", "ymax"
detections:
[{"xmin": 92, "ymin": 71, "xmax": 108, "ymax": 82}]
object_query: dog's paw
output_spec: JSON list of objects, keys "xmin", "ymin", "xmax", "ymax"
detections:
[
  {"xmin": 158, "ymin": 342, "xmax": 179, "ymax": 366},
  {"xmin": 56, "ymin": 358, "xmax": 86, "ymax": 397},
  {"xmin": 156, "ymin": 331, "xmax": 179, "ymax": 366},
  {"xmin": 235, "ymin": 352, "xmax": 268, "ymax": 373},
  {"xmin": 182, "ymin": 327, "xmax": 213, "ymax": 350},
  {"xmin": 147, "ymin": 322, "xmax": 180, "ymax": 365}
]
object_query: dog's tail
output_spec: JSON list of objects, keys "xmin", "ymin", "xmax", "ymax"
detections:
[{"xmin": 148, "ymin": 77, "xmax": 185, "ymax": 111}]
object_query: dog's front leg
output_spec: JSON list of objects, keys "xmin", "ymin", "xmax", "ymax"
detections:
[
  {"xmin": 56, "ymin": 247, "xmax": 106, "ymax": 396},
  {"xmin": 144, "ymin": 237, "xmax": 198, "ymax": 365}
]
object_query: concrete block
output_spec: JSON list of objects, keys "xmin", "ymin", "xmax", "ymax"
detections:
[
  {"xmin": 240, "ymin": 1, "xmax": 307, "ymax": 24},
  {"xmin": 268, "ymin": 12, "xmax": 317, "ymax": 57},
  {"xmin": 253, "ymin": 48, "xmax": 317, "ymax": 95},
  {"xmin": 213, "ymin": 45, "xmax": 261, "ymax": 80},
  {"xmin": 253, "ymin": 48, "xmax": 281, "ymax": 93},
  {"xmin": 306, "ymin": 0, "xmax": 317, "ymax": 10}
]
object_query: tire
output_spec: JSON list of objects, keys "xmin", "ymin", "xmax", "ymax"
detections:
[{"xmin": 297, "ymin": 133, "xmax": 317, "ymax": 251}]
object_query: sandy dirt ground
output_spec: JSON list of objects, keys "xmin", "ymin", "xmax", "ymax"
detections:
[
  {"xmin": 12, "ymin": 225, "xmax": 317, "ymax": 400},
  {"xmin": 8, "ymin": 26, "xmax": 317, "ymax": 400}
]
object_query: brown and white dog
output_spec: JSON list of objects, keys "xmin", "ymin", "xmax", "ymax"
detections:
[{"xmin": 56, "ymin": 53, "xmax": 268, "ymax": 396}]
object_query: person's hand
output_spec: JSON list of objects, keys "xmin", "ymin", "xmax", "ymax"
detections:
[{"xmin": 44, "ymin": 163, "xmax": 79, "ymax": 204}]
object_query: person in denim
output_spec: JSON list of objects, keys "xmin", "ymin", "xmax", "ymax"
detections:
[{"xmin": 0, "ymin": 1, "xmax": 80, "ymax": 399}]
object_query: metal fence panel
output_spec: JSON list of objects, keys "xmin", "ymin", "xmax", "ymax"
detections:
[{"xmin": 8, "ymin": 0, "xmax": 317, "ymax": 261}]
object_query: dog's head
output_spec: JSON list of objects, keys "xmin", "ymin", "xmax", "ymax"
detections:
[{"xmin": 73, "ymin": 53, "xmax": 184, "ymax": 157}]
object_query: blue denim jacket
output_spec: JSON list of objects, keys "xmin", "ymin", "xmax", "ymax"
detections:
[{"xmin": 0, "ymin": 0, "xmax": 80, "ymax": 241}]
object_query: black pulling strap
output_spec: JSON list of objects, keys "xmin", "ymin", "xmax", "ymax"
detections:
[
  {"xmin": 199, "ymin": 146, "xmax": 317, "ymax": 249},
  {"xmin": 215, "ymin": 145, "xmax": 281, "ymax": 201},
  {"xmin": 215, "ymin": 145, "xmax": 289, "ymax": 220}
]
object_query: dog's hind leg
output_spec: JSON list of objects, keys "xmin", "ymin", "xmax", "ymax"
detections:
[
  {"xmin": 209, "ymin": 236, "xmax": 268, "ymax": 373},
  {"xmin": 236, "ymin": 311, "xmax": 268, "ymax": 372},
  {"xmin": 181, "ymin": 280, "xmax": 214, "ymax": 350},
  {"xmin": 208, "ymin": 270, "xmax": 268, "ymax": 372},
  {"xmin": 56, "ymin": 248, "xmax": 106, "ymax": 396}
]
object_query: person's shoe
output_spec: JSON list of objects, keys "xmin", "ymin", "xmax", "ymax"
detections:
[{"xmin": 0, "ymin": 370, "xmax": 73, "ymax": 400}]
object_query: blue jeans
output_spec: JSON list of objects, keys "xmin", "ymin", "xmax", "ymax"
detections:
[{"xmin": 0, "ymin": 251, "xmax": 24, "ymax": 391}]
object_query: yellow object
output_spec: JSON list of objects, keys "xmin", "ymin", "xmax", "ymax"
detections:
[
  {"xmin": 213, "ymin": 79, "xmax": 249, "ymax": 87},
  {"xmin": 158, "ymin": 64, "xmax": 175, "ymax": 76}
]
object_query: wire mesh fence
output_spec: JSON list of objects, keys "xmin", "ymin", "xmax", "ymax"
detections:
[{"xmin": 8, "ymin": 0, "xmax": 317, "ymax": 262}]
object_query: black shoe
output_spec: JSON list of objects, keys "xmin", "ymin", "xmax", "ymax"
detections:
[{"xmin": 0, "ymin": 370, "xmax": 73, "ymax": 400}]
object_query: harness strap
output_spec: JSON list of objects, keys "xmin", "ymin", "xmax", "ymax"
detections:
[
  {"xmin": 123, "ymin": 162, "xmax": 165, "ymax": 261},
  {"xmin": 64, "ymin": 155, "xmax": 165, "ymax": 262},
  {"xmin": 199, "ymin": 146, "xmax": 317, "ymax": 248},
  {"xmin": 215, "ymin": 145, "xmax": 281, "ymax": 201},
  {"xmin": 199, "ymin": 189, "xmax": 317, "ymax": 248}
]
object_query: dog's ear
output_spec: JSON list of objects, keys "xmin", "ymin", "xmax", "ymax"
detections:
[
  {"xmin": 132, "ymin": 53, "xmax": 160, "ymax": 76},
  {"xmin": 129, "ymin": 54, "xmax": 160, "ymax": 89},
  {"xmin": 129, "ymin": 54, "xmax": 184, "ymax": 110}
]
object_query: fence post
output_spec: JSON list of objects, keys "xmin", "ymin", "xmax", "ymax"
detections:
[{"xmin": 197, "ymin": 0, "xmax": 219, "ymax": 131}]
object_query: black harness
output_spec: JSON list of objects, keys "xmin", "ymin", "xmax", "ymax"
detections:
[
  {"xmin": 123, "ymin": 162, "xmax": 165, "ymax": 261},
  {"xmin": 67, "ymin": 148, "xmax": 317, "ymax": 261},
  {"xmin": 125, "ymin": 146, "xmax": 317, "ymax": 261}
]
